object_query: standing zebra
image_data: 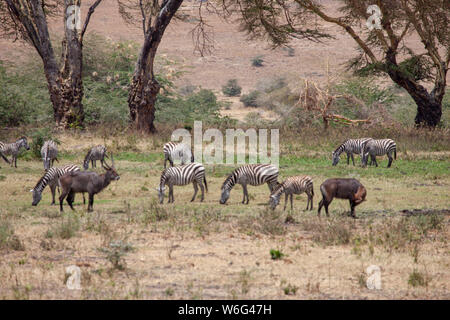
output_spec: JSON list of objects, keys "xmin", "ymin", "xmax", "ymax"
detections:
[
  {"xmin": 0, "ymin": 136, "xmax": 30, "ymax": 168},
  {"xmin": 269, "ymin": 176, "xmax": 314, "ymax": 211},
  {"xmin": 163, "ymin": 142, "xmax": 194, "ymax": 168},
  {"xmin": 31, "ymin": 164, "xmax": 85, "ymax": 206},
  {"xmin": 220, "ymin": 164, "xmax": 279, "ymax": 205},
  {"xmin": 156, "ymin": 162, "xmax": 207, "ymax": 204},
  {"xmin": 362, "ymin": 139, "xmax": 397, "ymax": 168},
  {"xmin": 83, "ymin": 145, "xmax": 108, "ymax": 170},
  {"xmin": 332, "ymin": 138, "xmax": 373, "ymax": 166},
  {"xmin": 41, "ymin": 140, "xmax": 59, "ymax": 170}
]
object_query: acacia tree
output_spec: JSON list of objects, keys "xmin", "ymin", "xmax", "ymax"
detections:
[
  {"xmin": 0, "ymin": 0, "xmax": 103, "ymax": 129},
  {"xmin": 226, "ymin": 0, "xmax": 449, "ymax": 127},
  {"xmin": 118, "ymin": 0, "xmax": 186, "ymax": 133}
]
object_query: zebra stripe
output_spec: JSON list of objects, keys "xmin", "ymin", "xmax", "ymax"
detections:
[
  {"xmin": 362, "ymin": 139, "xmax": 397, "ymax": 168},
  {"xmin": 0, "ymin": 136, "xmax": 30, "ymax": 167},
  {"xmin": 332, "ymin": 138, "xmax": 373, "ymax": 166},
  {"xmin": 163, "ymin": 142, "xmax": 194, "ymax": 168},
  {"xmin": 41, "ymin": 140, "xmax": 58, "ymax": 170},
  {"xmin": 158, "ymin": 162, "xmax": 207, "ymax": 203},
  {"xmin": 220, "ymin": 164, "xmax": 279, "ymax": 204},
  {"xmin": 83, "ymin": 145, "xmax": 108, "ymax": 170},
  {"xmin": 270, "ymin": 176, "xmax": 314, "ymax": 210},
  {"xmin": 31, "ymin": 164, "xmax": 81, "ymax": 205}
]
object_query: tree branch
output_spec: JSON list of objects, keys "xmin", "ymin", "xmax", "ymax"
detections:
[{"xmin": 80, "ymin": 0, "xmax": 103, "ymax": 42}]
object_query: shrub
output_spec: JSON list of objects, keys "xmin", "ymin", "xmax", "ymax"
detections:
[
  {"xmin": 222, "ymin": 79, "xmax": 242, "ymax": 97},
  {"xmin": 29, "ymin": 128, "xmax": 59, "ymax": 159},
  {"xmin": 251, "ymin": 56, "xmax": 264, "ymax": 67},
  {"xmin": 240, "ymin": 90, "xmax": 261, "ymax": 107},
  {"xmin": 270, "ymin": 249, "xmax": 284, "ymax": 260},
  {"xmin": 408, "ymin": 269, "xmax": 429, "ymax": 287}
]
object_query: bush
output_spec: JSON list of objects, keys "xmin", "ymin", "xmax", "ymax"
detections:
[
  {"xmin": 155, "ymin": 89, "xmax": 225, "ymax": 126},
  {"xmin": 252, "ymin": 56, "xmax": 264, "ymax": 67},
  {"xmin": 240, "ymin": 90, "xmax": 261, "ymax": 107},
  {"xmin": 0, "ymin": 62, "xmax": 50, "ymax": 126},
  {"xmin": 222, "ymin": 79, "xmax": 242, "ymax": 97},
  {"xmin": 29, "ymin": 128, "xmax": 58, "ymax": 159}
]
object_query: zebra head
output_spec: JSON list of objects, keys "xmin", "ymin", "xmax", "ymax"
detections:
[
  {"xmin": 220, "ymin": 174, "xmax": 234, "ymax": 204},
  {"xmin": 19, "ymin": 137, "xmax": 30, "ymax": 151},
  {"xmin": 83, "ymin": 150, "xmax": 91, "ymax": 170},
  {"xmin": 331, "ymin": 150, "xmax": 341, "ymax": 166},
  {"xmin": 269, "ymin": 185, "xmax": 283, "ymax": 210},
  {"xmin": 31, "ymin": 188, "xmax": 42, "ymax": 206},
  {"xmin": 156, "ymin": 186, "xmax": 166, "ymax": 204}
]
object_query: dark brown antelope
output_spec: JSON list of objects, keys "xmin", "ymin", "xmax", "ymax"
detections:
[
  {"xmin": 59, "ymin": 155, "xmax": 120, "ymax": 212},
  {"xmin": 318, "ymin": 178, "xmax": 367, "ymax": 218}
]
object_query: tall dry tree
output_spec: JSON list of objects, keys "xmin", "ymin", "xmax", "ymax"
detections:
[
  {"xmin": 118, "ymin": 0, "xmax": 216, "ymax": 133},
  {"xmin": 0, "ymin": 0, "xmax": 103, "ymax": 129},
  {"xmin": 225, "ymin": 0, "xmax": 449, "ymax": 127},
  {"xmin": 118, "ymin": 0, "xmax": 184, "ymax": 133}
]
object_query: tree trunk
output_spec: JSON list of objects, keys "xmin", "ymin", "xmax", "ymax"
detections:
[
  {"xmin": 385, "ymin": 49, "xmax": 445, "ymax": 127},
  {"xmin": 128, "ymin": 0, "xmax": 184, "ymax": 134},
  {"xmin": 128, "ymin": 72, "xmax": 160, "ymax": 133}
]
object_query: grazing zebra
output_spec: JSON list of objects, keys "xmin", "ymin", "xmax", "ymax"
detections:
[
  {"xmin": 269, "ymin": 176, "xmax": 314, "ymax": 211},
  {"xmin": 41, "ymin": 140, "xmax": 59, "ymax": 170},
  {"xmin": 83, "ymin": 145, "xmax": 108, "ymax": 170},
  {"xmin": 220, "ymin": 164, "xmax": 279, "ymax": 205},
  {"xmin": 163, "ymin": 142, "xmax": 194, "ymax": 168},
  {"xmin": 0, "ymin": 136, "xmax": 30, "ymax": 168},
  {"xmin": 156, "ymin": 162, "xmax": 207, "ymax": 204},
  {"xmin": 362, "ymin": 139, "xmax": 397, "ymax": 168},
  {"xmin": 332, "ymin": 138, "xmax": 373, "ymax": 166},
  {"xmin": 31, "ymin": 164, "xmax": 85, "ymax": 206}
]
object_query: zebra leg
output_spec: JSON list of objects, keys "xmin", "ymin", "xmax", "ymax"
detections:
[
  {"xmin": 283, "ymin": 193, "xmax": 288, "ymax": 211},
  {"xmin": 199, "ymin": 181, "xmax": 205, "ymax": 202},
  {"xmin": 168, "ymin": 185, "xmax": 174, "ymax": 203},
  {"xmin": 290, "ymin": 194, "xmax": 294, "ymax": 211},
  {"xmin": 50, "ymin": 183, "xmax": 57, "ymax": 205},
  {"xmin": 373, "ymin": 155, "xmax": 378, "ymax": 167},
  {"xmin": 242, "ymin": 184, "xmax": 249, "ymax": 204},
  {"xmin": 351, "ymin": 153, "xmax": 355, "ymax": 166},
  {"xmin": 169, "ymin": 157, "xmax": 174, "ymax": 167},
  {"xmin": 387, "ymin": 153, "xmax": 393, "ymax": 168},
  {"xmin": 346, "ymin": 153, "xmax": 350, "ymax": 165},
  {"xmin": 191, "ymin": 181, "xmax": 198, "ymax": 202}
]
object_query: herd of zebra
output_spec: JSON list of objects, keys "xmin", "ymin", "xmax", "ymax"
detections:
[{"xmin": 0, "ymin": 136, "xmax": 397, "ymax": 217}]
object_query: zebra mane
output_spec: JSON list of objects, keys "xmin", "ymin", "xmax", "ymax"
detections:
[
  {"xmin": 83, "ymin": 149, "xmax": 92, "ymax": 164},
  {"xmin": 222, "ymin": 172, "xmax": 236, "ymax": 190},
  {"xmin": 271, "ymin": 182, "xmax": 284, "ymax": 196},
  {"xmin": 33, "ymin": 170, "xmax": 52, "ymax": 192},
  {"xmin": 333, "ymin": 140, "xmax": 348, "ymax": 155}
]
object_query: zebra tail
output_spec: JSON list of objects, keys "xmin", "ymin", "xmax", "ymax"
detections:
[
  {"xmin": 204, "ymin": 176, "xmax": 208, "ymax": 192},
  {"xmin": 394, "ymin": 148, "xmax": 397, "ymax": 160}
]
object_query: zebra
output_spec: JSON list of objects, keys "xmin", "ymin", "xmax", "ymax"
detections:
[
  {"xmin": 220, "ymin": 164, "xmax": 279, "ymax": 205},
  {"xmin": 269, "ymin": 176, "xmax": 314, "ymax": 211},
  {"xmin": 83, "ymin": 145, "xmax": 108, "ymax": 170},
  {"xmin": 332, "ymin": 138, "xmax": 373, "ymax": 166},
  {"xmin": 0, "ymin": 151, "xmax": 10, "ymax": 167},
  {"xmin": 0, "ymin": 136, "xmax": 30, "ymax": 168},
  {"xmin": 163, "ymin": 142, "xmax": 194, "ymax": 168},
  {"xmin": 41, "ymin": 140, "xmax": 59, "ymax": 170},
  {"xmin": 156, "ymin": 162, "xmax": 207, "ymax": 204},
  {"xmin": 362, "ymin": 139, "xmax": 397, "ymax": 168},
  {"xmin": 31, "ymin": 164, "xmax": 85, "ymax": 206}
]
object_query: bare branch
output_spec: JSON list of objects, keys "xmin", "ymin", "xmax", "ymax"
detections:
[{"xmin": 81, "ymin": 0, "xmax": 103, "ymax": 42}]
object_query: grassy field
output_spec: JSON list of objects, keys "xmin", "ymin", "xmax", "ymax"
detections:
[{"xmin": 0, "ymin": 131, "xmax": 449, "ymax": 299}]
